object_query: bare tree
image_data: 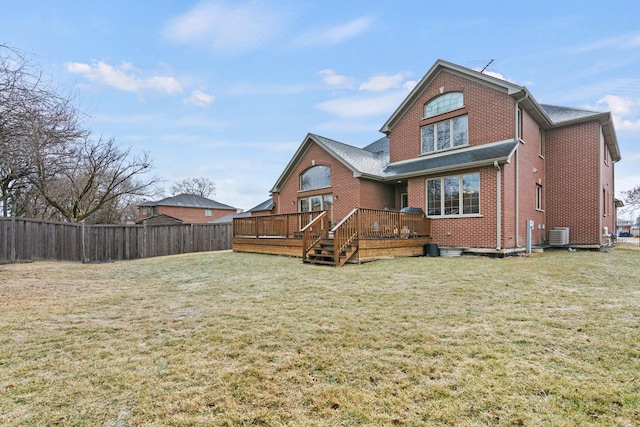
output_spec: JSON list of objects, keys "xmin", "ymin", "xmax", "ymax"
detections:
[
  {"xmin": 170, "ymin": 177, "xmax": 216, "ymax": 198},
  {"xmin": 30, "ymin": 137, "xmax": 159, "ymax": 223},
  {"xmin": 0, "ymin": 44, "xmax": 87, "ymax": 216},
  {"xmin": 1, "ymin": 44, "xmax": 159, "ymax": 223}
]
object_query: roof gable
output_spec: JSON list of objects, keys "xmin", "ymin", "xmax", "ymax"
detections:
[
  {"xmin": 381, "ymin": 59, "xmax": 524, "ymax": 134},
  {"xmin": 270, "ymin": 133, "xmax": 389, "ymax": 193}
]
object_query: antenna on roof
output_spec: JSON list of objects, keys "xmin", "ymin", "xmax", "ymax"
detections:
[{"xmin": 480, "ymin": 59, "xmax": 494, "ymax": 74}]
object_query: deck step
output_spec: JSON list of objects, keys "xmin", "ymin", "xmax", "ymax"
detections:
[{"xmin": 305, "ymin": 239, "xmax": 356, "ymax": 267}]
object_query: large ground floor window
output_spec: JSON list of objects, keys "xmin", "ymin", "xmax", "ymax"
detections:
[
  {"xmin": 426, "ymin": 173, "xmax": 480, "ymax": 216},
  {"xmin": 299, "ymin": 194, "xmax": 333, "ymax": 223}
]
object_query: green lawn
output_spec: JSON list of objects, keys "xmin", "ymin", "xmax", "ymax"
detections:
[{"xmin": 1, "ymin": 245, "xmax": 639, "ymax": 426}]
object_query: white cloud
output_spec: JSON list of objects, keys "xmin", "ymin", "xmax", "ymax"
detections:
[
  {"xmin": 294, "ymin": 16, "xmax": 374, "ymax": 47},
  {"xmin": 66, "ymin": 61, "xmax": 182, "ymax": 95},
  {"xmin": 575, "ymin": 32, "xmax": 640, "ymax": 53},
  {"xmin": 316, "ymin": 90, "xmax": 410, "ymax": 119},
  {"xmin": 317, "ymin": 69, "xmax": 354, "ymax": 88},
  {"xmin": 359, "ymin": 73, "xmax": 408, "ymax": 92},
  {"xmin": 595, "ymin": 95, "xmax": 640, "ymax": 131},
  {"xmin": 184, "ymin": 90, "xmax": 215, "ymax": 107},
  {"xmin": 162, "ymin": 0, "xmax": 285, "ymax": 54}
]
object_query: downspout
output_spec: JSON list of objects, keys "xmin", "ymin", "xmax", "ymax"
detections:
[
  {"xmin": 514, "ymin": 92, "xmax": 529, "ymax": 247},
  {"xmin": 598, "ymin": 127, "xmax": 603, "ymax": 245},
  {"xmin": 494, "ymin": 161, "xmax": 502, "ymax": 251}
]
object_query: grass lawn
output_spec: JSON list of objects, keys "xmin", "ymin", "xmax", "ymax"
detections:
[{"xmin": 1, "ymin": 245, "xmax": 639, "ymax": 426}]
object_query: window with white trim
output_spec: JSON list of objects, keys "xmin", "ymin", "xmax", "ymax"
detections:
[
  {"xmin": 299, "ymin": 194, "xmax": 333, "ymax": 223},
  {"xmin": 536, "ymin": 184, "xmax": 543, "ymax": 211},
  {"xmin": 204, "ymin": 209, "xmax": 213, "ymax": 216},
  {"xmin": 426, "ymin": 173, "xmax": 479, "ymax": 216},
  {"xmin": 425, "ymin": 92, "xmax": 464, "ymax": 118},
  {"xmin": 421, "ymin": 115, "xmax": 468, "ymax": 154},
  {"xmin": 300, "ymin": 166, "xmax": 330, "ymax": 191}
]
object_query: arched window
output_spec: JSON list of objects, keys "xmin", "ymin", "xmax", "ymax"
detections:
[
  {"xmin": 425, "ymin": 92, "xmax": 464, "ymax": 118},
  {"xmin": 300, "ymin": 166, "xmax": 330, "ymax": 191}
]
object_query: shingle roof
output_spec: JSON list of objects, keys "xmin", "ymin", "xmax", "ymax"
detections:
[
  {"xmin": 311, "ymin": 134, "xmax": 389, "ymax": 177},
  {"xmin": 384, "ymin": 139, "xmax": 519, "ymax": 178},
  {"xmin": 140, "ymin": 193, "xmax": 237, "ymax": 210},
  {"xmin": 541, "ymin": 104, "xmax": 602, "ymax": 124},
  {"xmin": 248, "ymin": 199, "xmax": 275, "ymax": 212}
]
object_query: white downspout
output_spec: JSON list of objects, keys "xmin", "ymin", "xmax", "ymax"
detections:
[
  {"xmin": 494, "ymin": 161, "xmax": 502, "ymax": 250},
  {"xmin": 514, "ymin": 93, "xmax": 529, "ymax": 248}
]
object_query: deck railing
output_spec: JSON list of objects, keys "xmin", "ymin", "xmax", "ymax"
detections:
[
  {"xmin": 233, "ymin": 211, "xmax": 324, "ymax": 238},
  {"xmin": 357, "ymin": 208, "xmax": 431, "ymax": 238},
  {"xmin": 301, "ymin": 211, "xmax": 329, "ymax": 260}
]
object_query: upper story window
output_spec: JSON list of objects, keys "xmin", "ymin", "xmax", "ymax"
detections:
[
  {"xmin": 421, "ymin": 115, "xmax": 468, "ymax": 154},
  {"xmin": 300, "ymin": 165, "xmax": 330, "ymax": 191},
  {"xmin": 425, "ymin": 92, "xmax": 464, "ymax": 118}
]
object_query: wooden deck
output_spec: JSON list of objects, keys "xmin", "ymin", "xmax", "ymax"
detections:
[{"xmin": 233, "ymin": 209, "xmax": 432, "ymax": 265}]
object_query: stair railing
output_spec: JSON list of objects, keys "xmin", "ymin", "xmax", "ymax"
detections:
[
  {"xmin": 332, "ymin": 208, "xmax": 359, "ymax": 258},
  {"xmin": 301, "ymin": 211, "xmax": 329, "ymax": 260}
]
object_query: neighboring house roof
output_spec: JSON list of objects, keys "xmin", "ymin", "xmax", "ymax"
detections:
[
  {"xmin": 140, "ymin": 193, "xmax": 237, "ymax": 210},
  {"xmin": 210, "ymin": 211, "xmax": 251, "ymax": 224},
  {"xmin": 136, "ymin": 214, "xmax": 184, "ymax": 225},
  {"xmin": 248, "ymin": 199, "xmax": 275, "ymax": 212}
]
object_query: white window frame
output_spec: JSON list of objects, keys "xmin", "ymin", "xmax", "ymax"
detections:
[
  {"xmin": 536, "ymin": 184, "xmax": 543, "ymax": 211},
  {"xmin": 421, "ymin": 115, "xmax": 468, "ymax": 154},
  {"xmin": 426, "ymin": 173, "xmax": 480, "ymax": 217},
  {"xmin": 424, "ymin": 92, "xmax": 464, "ymax": 118}
]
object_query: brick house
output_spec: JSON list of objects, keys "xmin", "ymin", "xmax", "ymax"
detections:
[
  {"xmin": 138, "ymin": 193, "xmax": 238, "ymax": 224},
  {"xmin": 268, "ymin": 60, "xmax": 620, "ymax": 253}
]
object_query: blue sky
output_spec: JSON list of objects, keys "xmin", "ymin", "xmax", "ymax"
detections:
[{"xmin": 2, "ymin": 0, "xmax": 640, "ymax": 213}]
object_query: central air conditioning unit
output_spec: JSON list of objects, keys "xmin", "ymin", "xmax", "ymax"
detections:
[{"xmin": 548, "ymin": 227, "xmax": 569, "ymax": 246}]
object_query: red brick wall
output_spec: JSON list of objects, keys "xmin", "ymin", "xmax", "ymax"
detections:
[
  {"xmin": 153, "ymin": 206, "xmax": 236, "ymax": 224},
  {"xmin": 275, "ymin": 142, "xmax": 355, "ymax": 221},
  {"xmin": 389, "ymin": 71, "xmax": 515, "ymax": 163},
  {"xmin": 412, "ymin": 167, "xmax": 499, "ymax": 248},
  {"xmin": 513, "ymin": 109, "xmax": 547, "ymax": 246},
  {"xmin": 546, "ymin": 121, "xmax": 601, "ymax": 245}
]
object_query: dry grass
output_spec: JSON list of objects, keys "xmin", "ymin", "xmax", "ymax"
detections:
[{"xmin": 1, "ymin": 245, "xmax": 639, "ymax": 426}]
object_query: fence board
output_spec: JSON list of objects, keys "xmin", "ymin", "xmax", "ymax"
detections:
[{"xmin": 0, "ymin": 217, "xmax": 232, "ymax": 263}]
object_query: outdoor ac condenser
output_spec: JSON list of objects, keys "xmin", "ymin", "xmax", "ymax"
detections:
[{"xmin": 548, "ymin": 227, "xmax": 569, "ymax": 246}]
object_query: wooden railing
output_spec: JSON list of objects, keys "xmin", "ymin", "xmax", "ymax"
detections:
[
  {"xmin": 301, "ymin": 211, "xmax": 329, "ymax": 261},
  {"xmin": 333, "ymin": 208, "xmax": 359, "ymax": 257},
  {"xmin": 233, "ymin": 211, "xmax": 323, "ymax": 238},
  {"xmin": 356, "ymin": 208, "xmax": 431, "ymax": 238}
]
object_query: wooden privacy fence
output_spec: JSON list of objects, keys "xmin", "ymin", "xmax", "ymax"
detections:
[{"xmin": 0, "ymin": 217, "xmax": 232, "ymax": 263}]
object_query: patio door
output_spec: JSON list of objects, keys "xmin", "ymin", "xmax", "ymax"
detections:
[{"xmin": 299, "ymin": 194, "xmax": 333, "ymax": 227}]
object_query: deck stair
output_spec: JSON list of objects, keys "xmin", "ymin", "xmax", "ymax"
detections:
[{"xmin": 303, "ymin": 238, "xmax": 357, "ymax": 266}]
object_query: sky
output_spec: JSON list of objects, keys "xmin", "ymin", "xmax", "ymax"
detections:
[{"xmin": 2, "ymin": 0, "xmax": 640, "ymax": 215}]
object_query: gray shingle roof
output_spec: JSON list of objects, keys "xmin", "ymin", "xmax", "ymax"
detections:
[
  {"xmin": 248, "ymin": 199, "xmax": 275, "ymax": 212},
  {"xmin": 311, "ymin": 134, "xmax": 389, "ymax": 177},
  {"xmin": 541, "ymin": 104, "xmax": 602, "ymax": 124},
  {"xmin": 384, "ymin": 139, "xmax": 519, "ymax": 177},
  {"xmin": 140, "ymin": 193, "xmax": 237, "ymax": 210}
]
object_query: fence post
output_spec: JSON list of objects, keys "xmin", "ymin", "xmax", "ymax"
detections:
[
  {"xmin": 81, "ymin": 221, "xmax": 86, "ymax": 263},
  {"xmin": 10, "ymin": 216, "xmax": 16, "ymax": 262},
  {"xmin": 142, "ymin": 222, "xmax": 147, "ymax": 259}
]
